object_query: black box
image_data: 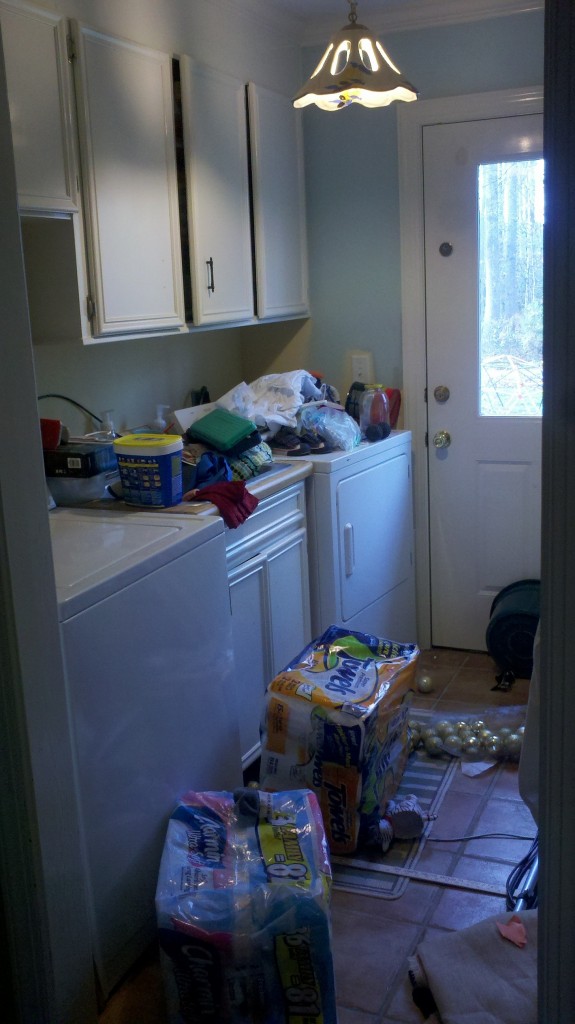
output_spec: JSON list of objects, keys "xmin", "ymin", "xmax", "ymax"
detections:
[{"xmin": 44, "ymin": 442, "xmax": 117, "ymax": 478}]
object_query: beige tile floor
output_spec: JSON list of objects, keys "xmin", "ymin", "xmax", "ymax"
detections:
[{"xmin": 99, "ymin": 648, "xmax": 535, "ymax": 1024}]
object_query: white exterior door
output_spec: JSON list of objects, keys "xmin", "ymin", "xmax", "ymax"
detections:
[{"xmin": 423, "ymin": 113, "xmax": 543, "ymax": 650}]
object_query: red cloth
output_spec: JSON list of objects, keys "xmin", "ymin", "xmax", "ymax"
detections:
[{"xmin": 184, "ymin": 480, "xmax": 259, "ymax": 529}]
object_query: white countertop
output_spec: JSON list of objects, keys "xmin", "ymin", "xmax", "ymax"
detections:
[{"xmin": 80, "ymin": 458, "xmax": 312, "ymax": 518}]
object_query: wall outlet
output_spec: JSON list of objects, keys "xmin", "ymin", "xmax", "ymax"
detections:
[{"xmin": 350, "ymin": 350, "xmax": 374, "ymax": 383}]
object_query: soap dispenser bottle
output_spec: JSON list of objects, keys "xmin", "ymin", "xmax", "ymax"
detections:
[{"xmin": 151, "ymin": 404, "xmax": 170, "ymax": 432}]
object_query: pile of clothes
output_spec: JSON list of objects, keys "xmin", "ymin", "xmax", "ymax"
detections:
[{"xmin": 179, "ymin": 371, "xmax": 347, "ymax": 525}]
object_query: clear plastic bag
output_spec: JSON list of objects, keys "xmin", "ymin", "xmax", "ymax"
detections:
[
  {"xmin": 299, "ymin": 402, "xmax": 361, "ymax": 451},
  {"xmin": 409, "ymin": 706, "xmax": 527, "ymax": 762}
]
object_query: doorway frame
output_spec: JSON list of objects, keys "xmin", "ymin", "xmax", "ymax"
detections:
[{"xmin": 397, "ymin": 85, "xmax": 544, "ymax": 650}]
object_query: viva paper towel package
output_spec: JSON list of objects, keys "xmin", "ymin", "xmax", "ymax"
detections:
[
  {"xmin": 155, "ymin": 787, "xmax": 337, "ymax": 1024},
  {"xmin": 259, "ymin": 625, "xmax": 420, "ymax": 855}
]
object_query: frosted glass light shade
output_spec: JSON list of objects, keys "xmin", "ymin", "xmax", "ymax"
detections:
[{"xmin": 293, "ymin": 21, "xmax": 417, "ymax": 111}]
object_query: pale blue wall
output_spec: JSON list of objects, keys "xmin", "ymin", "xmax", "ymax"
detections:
[{"xmin": 302, "ymin": 10, "xmax": 545, "ymax": 398}]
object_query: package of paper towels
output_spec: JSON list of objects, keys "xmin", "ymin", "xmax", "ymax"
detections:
[
  {"xmin": 259, "ymin": 625, "xmax": 420, "ymax": 855},
  {"xmin": 155, "ymin": 788, "xmax": 337, "ymax": 1023}
]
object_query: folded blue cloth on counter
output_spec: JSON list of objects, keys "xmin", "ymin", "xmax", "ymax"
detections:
[{"xmin": 182, "ymin": 451, "xmax": 231, "ymax": 491}]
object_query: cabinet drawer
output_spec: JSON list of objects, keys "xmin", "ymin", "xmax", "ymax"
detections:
[{"xmin": 226, "ymin": 482, "xmax": 306, "ymax": 569}]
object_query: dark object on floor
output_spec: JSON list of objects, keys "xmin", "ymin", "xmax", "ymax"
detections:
[
  {"xmin": 491, "ymin": 669, "xmax": 516, "ymax": 692},
  {"xmin": 486, "ymin": 578, "xmax": 540, "ymax": 681},
  {"xmin": 410, "ymin": 980, "xmax": 439, "ymax": 1020}
]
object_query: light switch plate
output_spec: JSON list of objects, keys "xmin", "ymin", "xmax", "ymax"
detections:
[{"xmin": 351, "ymin": 350, "xmax": 374, "ymax": 383}]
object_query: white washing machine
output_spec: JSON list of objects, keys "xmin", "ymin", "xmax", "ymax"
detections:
[
  {"xmin": 286, "ymin": 430, "xmax": 417, "ymax": 644},
  {"xmin": 49, "ymin": 508, "xmax": 242, "ymax": 999}
]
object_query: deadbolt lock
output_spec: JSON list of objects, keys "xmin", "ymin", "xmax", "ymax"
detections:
[
  {"xmin": 433, "ymin": 385, "xmax": 450, "ymax": 403},
  {"xmin": 432, "ymin": 430, "xmax": 452, "ymax": 449}
]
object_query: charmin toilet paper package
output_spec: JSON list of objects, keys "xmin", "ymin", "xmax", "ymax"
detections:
[
  {"xmin": 155, "ymin": 788, "xmax": 337, "ymax": 1024},
  {"xmin": 259, "ymin": 625, "xmax": 420, "ymax": 854}
]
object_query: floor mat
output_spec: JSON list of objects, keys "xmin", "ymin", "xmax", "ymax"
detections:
[{"xmin": 331, "ymin": 744, "xmax": 459, "ymax": 899}]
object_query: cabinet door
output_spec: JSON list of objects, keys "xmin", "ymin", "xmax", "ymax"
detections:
[
  {"xmin": 229, "ymin": 552, "xmax": 271, "ymax": 766},
  {"xmin": 248, "ymin": 82, "xmax": 309, "ymax": 319},
  {"xmin": 72, "ymin": 24, "xmax": 185, "ymax": 337},
  {"xmin": 180, "ymin": 59, "xmax": 253, "ymax": 325},
  {"xmin": 1, "ymin": 1, "xmax": 78, "ymax": 210},
  {"xmin": 267, "ymin": 527, "xmax": 311, "ymax": 674},
  {"xmin": 337, "ymin": 450, "xmax": 413, "ymax": 621}
]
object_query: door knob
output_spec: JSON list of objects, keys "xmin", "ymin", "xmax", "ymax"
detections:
[{"xmin": 432, "ymin": 430, "xmax": 451, "ymax": 449}]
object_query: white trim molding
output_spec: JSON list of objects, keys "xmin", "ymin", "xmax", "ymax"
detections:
[
  {"xmin": 397, "ymin": 85, "xmax": 544, "ymax": 649},
  {"xmin": 291, "ymin": 0, "xmax": 544, "ymax": 45}
]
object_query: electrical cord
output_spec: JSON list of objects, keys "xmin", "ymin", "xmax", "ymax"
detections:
[
  {"xmin": 427, "ymin": 831, "xmax": 536, "ymax": 842},
  {"xmin": 427, "ymin": 831, "xmax": 538, "ymax": 910},
  {"xmin": 37, "ymin": 393, "xmax": 103, "ymax": 424},
  {"xmin": 505, "ymin": 834, "xmax": 538, "ymax": 910}
]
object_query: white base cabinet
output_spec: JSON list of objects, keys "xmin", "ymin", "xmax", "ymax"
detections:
[{"xmin": 226, "ymin": 481, "xmax": 311, "ymax": 767}]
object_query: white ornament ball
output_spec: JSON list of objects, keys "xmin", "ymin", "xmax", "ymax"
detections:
[
  {"xmin": 463, "ymin": 736, "xmax": 480, "ymax": 756},
  {"xmin": 443, "ymin": 734, "xmax": 463, "ymax": 757},
  {"xmin": 421, "ymin": 726, "xmax": 437, "ymax": 741},
  {"xmin": 424, "ymin": 735, "xmax": 444, "ymax": 757},
  {"xmin": 435, "ymin": 720, "xmax": 455, "ymax": 739},
  {"xmin": 504, "ymin": 733, "xmax": 523, "ymax": 759},
  {"xmin": 478, "ymin": 729, "xmax": 494, "ymax": 745},
  {"xmin": 417, "ymin": 675, "xmax": 434, "ymax": 693}
]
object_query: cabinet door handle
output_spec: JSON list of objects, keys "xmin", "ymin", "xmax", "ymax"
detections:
[
  {"xmin": 206, "ymin": 256, "xmax": 215, "ymax": 293},
  {"xmin": 343, "ymin": 523, "xmax": 354, "ymax": 576}
]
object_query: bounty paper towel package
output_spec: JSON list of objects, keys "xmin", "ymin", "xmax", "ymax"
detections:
[
  {"xmin": 155, "ymin": 788, "xmax": 337, "ymax": 1024},
  {"xmin": 259, "ymin": 625, "xmax": 420, "ymax": 854}
]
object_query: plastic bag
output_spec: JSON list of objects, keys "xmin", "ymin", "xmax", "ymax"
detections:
[
  {"xmin": 218, "ymin": 372, "xmax": 324, "ymax": 436},
  {"xmin": 410, "ymin": 706, "xmax": 527, "ymax": 762},
  {"xmin": 299, "ymin": 402, "xmax": 361, "ymax": 452},
  {"xmin": 259, "ymin": 625, "xmax": 420, "ymax": 853},
  {"xmin": 156, "ymin": 788, "xmax": 337, "ymax": 1024}
]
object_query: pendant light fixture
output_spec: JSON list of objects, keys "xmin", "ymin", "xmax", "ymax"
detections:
[{"xmin": 293, "ymin": 0, "xmax": 418, "ymax": 111}]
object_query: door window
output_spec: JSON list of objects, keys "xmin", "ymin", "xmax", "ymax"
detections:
[{"xmin": 478, "ymin": 158, "xmax": 544, "ymax": 417}]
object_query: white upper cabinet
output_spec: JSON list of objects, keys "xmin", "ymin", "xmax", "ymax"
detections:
[
  {"xmin": 0, "ymin": 1, "xmax": 78, "ymax": 211},
  {"xmin": 247, "ymin": 82, "xmax": 309, "ymax": 320},
  {"xmin": 180, "ymin": 59, "xmax": 254, "ymax": 326},
  {"xmin": 71, "ymin": 24, "xmax": 185, "ymax": 338}
]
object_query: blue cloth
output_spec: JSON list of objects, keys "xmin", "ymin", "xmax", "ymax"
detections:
[{"xmin": 182, "ymin": 451, "xmax": 231, "ymax": 491}]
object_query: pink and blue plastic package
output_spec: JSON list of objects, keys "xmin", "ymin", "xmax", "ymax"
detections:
[{"xmin": 155, "ymin": 787, "xmax": 337, "ymax": 1023}]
